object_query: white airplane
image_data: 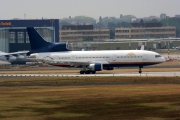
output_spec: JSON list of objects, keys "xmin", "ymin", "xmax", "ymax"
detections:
[
  {"xmin": 27, "ymin": 27, "xmax": 165, "ymax": 74},
  {"xmin": 29, "ymin": 50, "xmax": 166, "ymax": 74}
]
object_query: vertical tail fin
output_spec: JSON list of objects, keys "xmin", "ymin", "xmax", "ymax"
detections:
[{"xmin": 27, "ymin": 27, "xmax": 49, "ymax": 50}]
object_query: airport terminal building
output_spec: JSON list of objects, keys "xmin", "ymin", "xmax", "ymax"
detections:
[{"xmin": 0, "ymin": 19, "xmax": 59, "ymax": 52}]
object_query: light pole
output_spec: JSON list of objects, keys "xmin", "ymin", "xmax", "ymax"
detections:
[{"xmin": 166, "ymin": 16, "xmax": 169, "ymax": 38}]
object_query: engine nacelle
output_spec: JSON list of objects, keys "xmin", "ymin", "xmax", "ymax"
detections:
[
  {"xmin": 17, "ymin": 55, "xmax": 25, "ymax": 59},
  {"xmin": 12, "ymin": 54, "xmax": 26, "ymax": 59},
  {"xmin": 6, "ymin": 56, "xmax": 17, "ymax": 61},
  {"xmin": 0, "ymin": 56, "xmax": 7, "ymax": 61},
  {"xmin": 88, "ymin": 63, "xmax": 102, "ymax": 71},
  {"xmin": 103, "ymin": 67, "xmax": 114, "ymax": 70}
]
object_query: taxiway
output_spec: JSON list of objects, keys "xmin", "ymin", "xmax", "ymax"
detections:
[{"xmin": 0, "ymin": 71, "xmax": 180, "ymax": 77}]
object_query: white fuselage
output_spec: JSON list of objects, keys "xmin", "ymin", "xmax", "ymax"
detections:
[{"xmin": 30, "ymin": 50, "xmax": 165, "ymax": 68}]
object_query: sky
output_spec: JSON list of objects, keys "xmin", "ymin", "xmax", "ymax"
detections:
[{"xmin": 0, "ymin": 0, "xmax": 180, "ymax": 20}]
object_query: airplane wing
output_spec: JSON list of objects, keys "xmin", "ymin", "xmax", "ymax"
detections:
[
  {"xmin": 40, "ymin": 59, "xmax": 110, "ymax": 67},
  {"xmin": 55, "ymin": 60, "xmax": 109, "ymax": 64},
  {"xmin": 0, "ymin": 51, "xmax": 29, "ymax": 61},
  {"xmin": 0, "ymin": 51, "xmax": 28, "ymax": 56},
  {"xmin": 3, "ymin": 51, "xmax": 28, "ymax": 56}
]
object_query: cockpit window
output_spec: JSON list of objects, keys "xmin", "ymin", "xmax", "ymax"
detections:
[{"xmin": 155, "ymin": 55, "xmax": 161, "ymax": 58}]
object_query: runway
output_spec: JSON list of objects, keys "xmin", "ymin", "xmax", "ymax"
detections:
[{"xmin": 0, "ymin": 71, "xmax": 180, "ymax": 77}]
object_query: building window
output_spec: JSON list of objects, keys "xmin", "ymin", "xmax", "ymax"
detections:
[
  {"xmin": 17, "ymin": 31, "xmax": 24, "ymax": 43},
  {"xmin": 9, "ymin": 31, "xmax": 16, "ymax": 43},
  {"xmin": 26, "ymin": 33, "xmax": 30, "ymax": 43}
]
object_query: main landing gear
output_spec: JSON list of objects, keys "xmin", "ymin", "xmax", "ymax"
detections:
[
  {"xmin": 139, "ymin": 66, "xmax": 143, "ymax": 74},
  {"xmin": 80, "ymin": 70, "xmax": 96, "ymax": 74}
]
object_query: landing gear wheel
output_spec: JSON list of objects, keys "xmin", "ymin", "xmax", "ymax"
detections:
[
  {"xmin": 139, "ymin": 66, "xmax": 142, "ymax": 74},
  {"xmin": 80, "ymin": 71, "xmax": 85, "ymax": 74},
  {"xmin": 91, "ymin": 71, "xmax": 96, "ymax": 74},
  {"xmin": 85, "ymin": 70, "xmax": 91, "ymax": 74}
]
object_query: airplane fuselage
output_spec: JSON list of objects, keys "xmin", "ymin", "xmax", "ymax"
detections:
[
  {"xmin": 30, "ymin": 50, "xmax": 165, "ymax": 73},
  {"xmin": 27, "ymin": 27, "xmax": 166, "ymax": 74}
]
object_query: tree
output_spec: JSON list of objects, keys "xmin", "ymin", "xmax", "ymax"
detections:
[
  {"xmin": 160, "ymin": 13, "xmax": 166, "ymax": 19},
  {"xmin": 140, "ymin": 19, "xmax": 144, "ymax": 24},
  {"xmin": 161, "ymin": 17, "xmax": 180, "ymax": 37},
  {"xmin": 109, "ymin": 28, "xmax": 115, "ymax": 39},
  {"xmin": 108, "ymin": 22, "xmax": 116, "ymax": 28},
  {"xmin": 117, "ymin": 22, "xmax": 131, "ymax": 28},
  {"xmin": 120, "ymin": 15, "xmax": 136, "ymax": 22},
  {"xmin": 120, "ymin": 14, "xmax": 123, "ymax": 19},
  {"xmin": 99, "ymin": 16, "xmax": 102, "ymax": 23},
  {"xmin": 96, "ymin": 22, "xmax": 103, "ymax": 29},
  {"xmin": 61, "ymin": 16, "xmax": 96, "ymax": 25},
  {"xmin": 107, "ymin": 22, "xmax": 116, "ymax": 39},
  {"xmin": 151, "ymin": 19, "xmax": 158, "ymax": 23}
]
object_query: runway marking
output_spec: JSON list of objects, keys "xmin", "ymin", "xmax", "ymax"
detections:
[{"xmin": 0, "ymin": 72, "xmax": 180, "ymax": 77}]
